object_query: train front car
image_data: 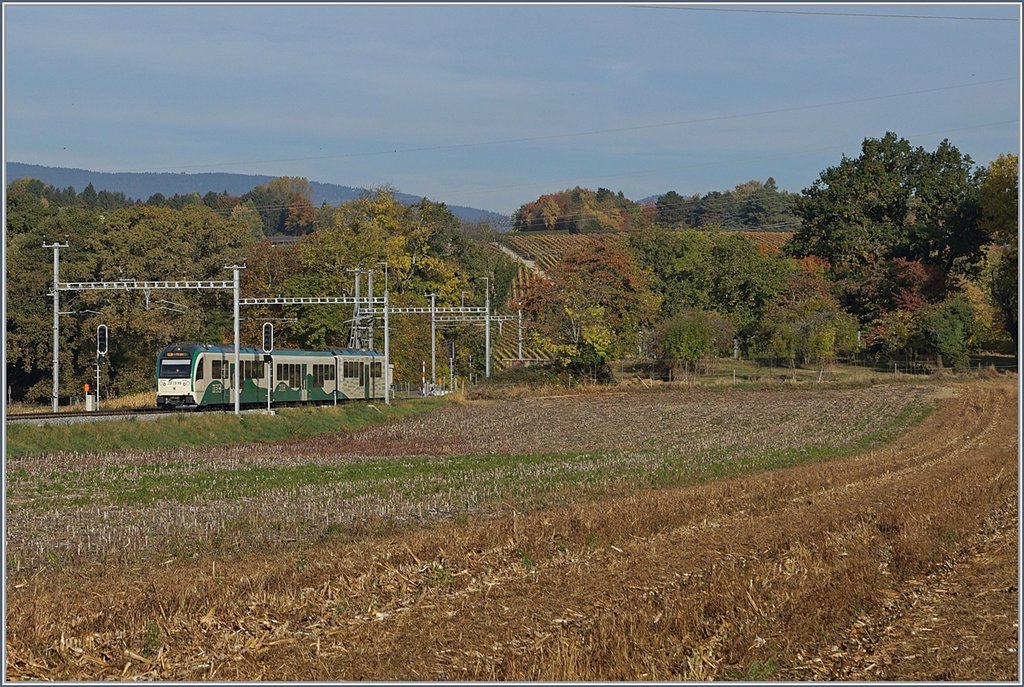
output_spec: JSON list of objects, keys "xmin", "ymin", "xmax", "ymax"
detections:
[{"xmin": 155, "ymin": 343, "xmax": 201, "ymax": 408}]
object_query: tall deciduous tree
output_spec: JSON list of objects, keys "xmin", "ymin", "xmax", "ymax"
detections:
[
  {"xmin": 241, "ymin": 176, "xmax": 315, "ymax": 236},
  {"xmin": 525, "ymin": 239, "xmax": 660, "ymax": 370},
  {"xmin": 789, "ymin": 133, "xmax": 984, "ymax": 284},
  {"xmin": 978, "ymin": 153, "xmax": 1018, "ymax": 344}
]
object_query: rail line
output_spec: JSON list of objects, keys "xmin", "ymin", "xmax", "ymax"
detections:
[{"xmin": 7, "ymin": 407, "xmax": 211, "ymax": 425}]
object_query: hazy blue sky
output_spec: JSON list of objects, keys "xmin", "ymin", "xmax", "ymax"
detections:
[{"xmin": 4, "ymin": 2, "xmax": 1020, "ymax": 214}]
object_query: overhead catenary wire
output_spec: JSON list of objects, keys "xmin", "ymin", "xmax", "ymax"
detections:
[
  {"xmin": 113, "ymin": 77, "xmax": 1015, "ymax": 174},
  {"xmin": 109, "ymin": 115, "xmax": 1009, "ymax": 233},
  {"xmin": 71, "ymin": 115, "xmax": 1016, "ymax": 229},
  {"xmin": 632, "ymin": 5, "xmax": 1018, "ymax": 22}
]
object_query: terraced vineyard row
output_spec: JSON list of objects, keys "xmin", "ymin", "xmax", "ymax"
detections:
[
  {"xmin": 503, "ymin": 233, "xmax": 607, "ymax": 272},
  {"xmin": 495, "ymin": 231, "xmax": 794, "ymax": 369},
  {"xmin": 740, "ymin": 230, "xmax": 794, "ymax": 253},
  {"xmin": 504, "ymin": 230, "xmax": 793, "ymax": 272},
  {"xmin": 495, "ymin": 264, "xmax": 552, "ymax": 365}
]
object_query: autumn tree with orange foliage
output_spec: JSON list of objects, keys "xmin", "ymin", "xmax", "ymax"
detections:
[
  {"xmin": 523, "ymin": 238, "xmax": 660, "ymax": 371},
  {"xmin": 511, "ymin": 186, "xmax": 650, "ymax": 234}
]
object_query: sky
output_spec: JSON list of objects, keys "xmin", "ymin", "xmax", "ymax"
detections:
[{"xmin": 3, "ymin": 2, "xmax": 1021, "ymax": 216}]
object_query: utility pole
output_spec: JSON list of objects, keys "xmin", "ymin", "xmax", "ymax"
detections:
[
  {"xmin": 449, "ymin": 340, "xmax": 455, "ymax": 392},
  {"xmin": 367, "ymin": 269, "xmax": 374, "ymax": 351},
  {"xmin": 348, "ymin": 268, "xmax": 362, "ymax": 349},
  {"xmin": 517, "ymin": 304, "xmax": 523, "ymax": 362},
  {"xmin": 428, "ymin": 292, "xmax": 437, "ymax": 385},
  {"xmin": 479, "ymin": 277, "xmax": 491, "ymax": 378},
  {"xmin": 226, "ymin": 265, "xmax": 245, "ymax": 415},
  {"xmin": 380, "ymin": 263, "xmax": 391, "ymax": 406},
  {"xmin": 44, "ymin": 241, "xmax": 68, "ymax": 412}
]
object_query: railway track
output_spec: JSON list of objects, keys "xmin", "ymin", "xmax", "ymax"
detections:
[{"xmin": 6, "ymin": 407, "xmax": 216, "ymax": 425}]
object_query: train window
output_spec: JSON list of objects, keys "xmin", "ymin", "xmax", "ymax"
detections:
[
  {"xmin": 327, "ymin": 365, "xmax": 335, "ymax": 381},
  {"xmin": 344, "ymin": 361, "xmax": 361, "ymax": 379},
  {"xmin": 195, "ymin": 358, "xmax": 204, "ymax": 381},
  {"xmin": 160, "ymin": 359, "xmax": 191, "ymax": 379},
  {"xmin": 211, "ymin": 360, "xmax": 221, "ymax": 380},
  {"xmin": 372, "ymin": 362, "xmax": 382, "ymax": 378},
  {"xmin": 289, "ymin": 364, "xmax": 300, "ymax": 389},
  {"xmin": 242, "ymin": 360, "xmax": 262, "ymax": 380}
]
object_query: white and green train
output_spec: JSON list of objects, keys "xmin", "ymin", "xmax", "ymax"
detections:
[{"xmin": 155, "ymin": 343, "xmax": 389, "ymax": 409}]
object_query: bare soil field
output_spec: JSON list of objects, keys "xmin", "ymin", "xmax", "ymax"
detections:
[{"xmin": 4, "ymin": 378, "xmax": 1019, "ymax": 681}]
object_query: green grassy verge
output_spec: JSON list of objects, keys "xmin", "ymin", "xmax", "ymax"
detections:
[
  {"xmin": 9, "ymin": 401, "xmax": 935, "ymax": 513},
  {"xmin": 4, "ymin": 399, "xmax": 445, "ymax": 458}
]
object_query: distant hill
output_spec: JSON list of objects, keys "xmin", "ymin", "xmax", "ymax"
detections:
[{"xmin": 5, "ymin": 162, "xmax": 508, "ymax": 226}]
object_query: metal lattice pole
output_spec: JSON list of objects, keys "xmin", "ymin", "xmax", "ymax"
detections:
[
  {"xmin": 429, "ymin": 293, "xmax": 437, "ymax": 385},
  {"xmin": 518, "ymin": 305, "xmax": 523, "ymax": 361},
  {"xmin": 367, "ymin": 270, "xmax": 374, "ymax": 351},
  {"xmin": 227, "ymin": 265, "xmax": 245, "ymax": 415},
  {"xmin": 350, "ymin": 269, "xmax": 362, "ymax": 349},
  {"xmin": 380, "ymin": 263, "xmax": 391, "ymax": 405},
  {"xmin": 43, "ymin": 242, "xmax": 68, "ymax": 412},
  {"xmin": 479, "ymin": 277, "xmax": 491, "ymax": 378}
]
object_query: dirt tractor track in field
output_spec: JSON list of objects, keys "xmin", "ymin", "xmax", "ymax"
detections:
[{"xmin": 4, "ymin": 378, "xmax": 1019, "ymax": 681}]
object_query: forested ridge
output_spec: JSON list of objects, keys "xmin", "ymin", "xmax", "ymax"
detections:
[{"xmin": 5, "ymin": 132, "xmax": 1017, "ymax": 403}]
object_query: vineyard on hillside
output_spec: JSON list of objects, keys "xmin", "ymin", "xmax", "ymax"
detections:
[
  {"xmin": 504, "ymin": 230, "xmax": 793, "ymax": 272},
  {"xmin": 493, "ymin": 262, "xmax": 551, "ymax": 365},
  {"xmin": 494, "ymin": 231, "xmax": 795, "ymax": 368},
  {"xmin": 503, "ymin": 233, "xmax": 608, "ymax": 272}
]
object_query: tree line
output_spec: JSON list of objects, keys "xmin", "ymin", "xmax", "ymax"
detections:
[
  {"xmin": 5, "ymin": 132, "xmax": 1017, "ymax": 402},
  {"xmin": 510, "ymin": 178, "xmax": 801, "ymax": 234},
  {"xmin": 5, "ymin": 182, "xmax": 516, "ymax": 402},
  {"xmin": 519, "ymin": 135, "xmax": 1016, "ymax": 377}
]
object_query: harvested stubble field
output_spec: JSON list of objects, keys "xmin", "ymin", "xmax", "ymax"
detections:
[{"xmin": 4, "ymin": 378, "xmax": 1019, "ymax": 681}]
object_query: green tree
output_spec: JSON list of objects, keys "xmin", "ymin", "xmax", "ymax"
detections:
[
  {"xmin": 655, "ymin": 310, "xmax": 735, "ymax": 378},
  {"xmin": 759, "ymin": 260, "xmax": 858, "ymax": 374},
  {"xmin": 655, "ymin": 190, "xmax": 689, "ymax": 228},
  {"xmin": 79, "ymin": 182, "xmax": 98, "ymax": 209},
  {"xmin": 240, "ymin": 176, "xmax": 315, "ymax": 236},
  {"xmin": 740, "ymin": 178, "xmax": 800, "ymax": 230},
  {"xmin": 789, "ymin": 133, "xmax": 985, "ymax": 285},
  {"xmin": 978, "ymin": 153, "xmax": 1018, "ymax": 344},
  {"xmin": 912, "ymin": 296, "xmax": 975, "ymax": 369},
  {"xmin": 526, "ymin": 238, "xmax": 660, "ymax": 371}
]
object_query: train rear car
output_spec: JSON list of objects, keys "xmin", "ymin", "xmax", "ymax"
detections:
[{"xmin": 156, "ymin": 343, "xmax": 388, "ymax": 409}]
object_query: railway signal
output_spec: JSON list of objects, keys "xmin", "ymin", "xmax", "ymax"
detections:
[
  {"xmin": 97, "ymin": 324, "xmax": 108, "ymax": 356},
  {"xmin": 262, "ymin": 322, "xmax": 274, "ymax": 353},
  {"xmin": 94, "ymin": 324, "xmax": 109, "ymax": 412},
  {"xmin": 262, "ymin": 322, "xmax": 274, "ymax": 412}
]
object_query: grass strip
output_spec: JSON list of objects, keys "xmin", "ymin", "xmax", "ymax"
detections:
[
  {"xmin": 4, "ymin": 398, "xmax": 445, "ymax": 458},
  {"xmin": 10, "ymin": 402, "xmax": 935, "ymax": 512}
]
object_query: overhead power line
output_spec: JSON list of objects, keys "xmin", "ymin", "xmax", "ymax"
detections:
[
  {"xmin": 437, "ymin": 119, "xmax": 1017, "ymax": 199},
  {"xmin": 44, "ymin": 120, "xmax": 1016, "ymax": 223},
  {"xmin": 632, "ymin": 5, "xmax": 1019, "ymax": 22},
  {"xmin": 121, "ymin": 77, "xmax": 1015, "ymax": 173}
]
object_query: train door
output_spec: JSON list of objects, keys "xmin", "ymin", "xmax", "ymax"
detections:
[
  {"xmin": 301, "ymin": 363, "xmax": 308, "ymax": 401},
  {"xmin": 335, "ymin": 358, "xmax": 341, "ymax": 401},
  {"xmin": 209, "ymin": 355, "xmax": 229, "ymax": 406},
  {"xmin": 361, "ymin": 360, "xmax": 370, "ymax": 399}
]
